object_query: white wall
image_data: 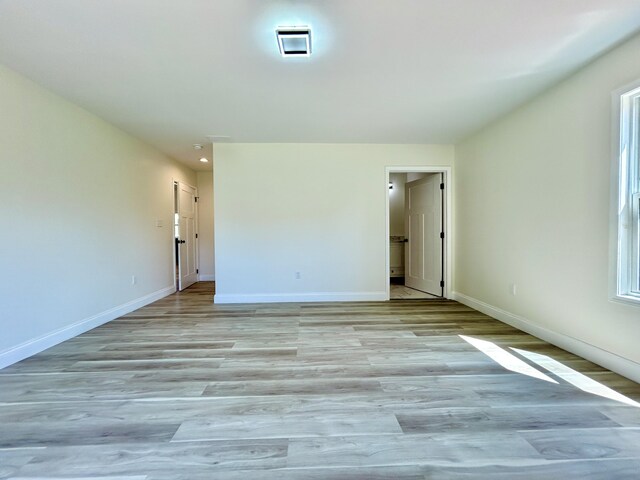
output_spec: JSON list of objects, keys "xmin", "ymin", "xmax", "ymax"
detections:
[
  {"xmin": 455, "ymin": 33, "xmax": 640, "ymax": 381},
  {"xmin": 196, "ymin": 170, "xmax": 215, "ymax": 280},
  {"xmin": 214, "ymin": 144, "xmax": 454, "ymax": 303},
  {"xmin": 389, "ymin": 173, "xmax": 406, "ymax": 237},
  {"xmin": 0, "ymin": 63, "xmax": 196, "ymax": 367}
]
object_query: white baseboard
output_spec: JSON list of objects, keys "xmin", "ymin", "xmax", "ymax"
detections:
[
  {"xmin": 0, "ymin": 285, "xmax": 176, "ymax": 370},
  {"xmin": 451, "ymin": 291, "xmax": 640, "ymax": 384},
  {"xmin": 214, "ymin": 291, "xmax": 388, "ymax": 304},
  {"xmin": 198, "ymin": 274, "xmax": 215, "ymax": 281}
]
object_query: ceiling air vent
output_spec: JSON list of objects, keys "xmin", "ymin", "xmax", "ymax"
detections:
[{"xmin": 276, "ymin": 26, "xmax": 312, "ymax": 57}]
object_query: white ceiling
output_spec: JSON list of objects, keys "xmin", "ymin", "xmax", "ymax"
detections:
[{"xmin": 2, "ymin": 1, "xmax": 640, "ymax": 171}]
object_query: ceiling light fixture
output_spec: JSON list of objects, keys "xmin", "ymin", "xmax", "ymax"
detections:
[
  {"xmin": 276, "ymin": 26, "xmax": 311, "ymax": 57},
  {"xmin": 199, "ymin": 157, "xmax": 209, "ymax": 163}
]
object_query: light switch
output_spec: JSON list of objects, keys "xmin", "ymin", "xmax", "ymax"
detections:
[{"xmin": 156, "ymin": 220, "xmax": 163, "ymax": 227}]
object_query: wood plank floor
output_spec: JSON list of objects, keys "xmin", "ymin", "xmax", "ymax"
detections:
[
  {"xmin": 390, "ymin": 285, "xmax": 438, "ymax": 300},
  {"xmin": 1, "ymin": 282, "xmax": 639, "ymax": 479}
]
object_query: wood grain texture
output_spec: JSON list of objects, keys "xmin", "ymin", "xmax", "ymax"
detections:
[{"xmin": 1, "ymin": 282, "xmax": 639, "ymax": 479}]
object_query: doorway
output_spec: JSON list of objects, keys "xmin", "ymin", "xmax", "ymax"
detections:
[
  {"xmin": 173, "ymin": 180, "xmax": 199, "ymax": 291},
  {"xmin": 386, "ymin": 168, "xmax": 451, "ymax": 300}
]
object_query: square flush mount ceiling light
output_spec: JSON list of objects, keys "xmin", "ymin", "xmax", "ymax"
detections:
[{"xmin": 276, "ymin": 26, "xmax": 311, "ymax": 57}]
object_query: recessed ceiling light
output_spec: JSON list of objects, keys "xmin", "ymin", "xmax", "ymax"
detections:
[
  {"xmin": 193, "ymin": 144, "xmax": 203, "ymax": 150},
  {"xmin": 199, "ymin": 157, "xmax": 209, "ymax": 163},
  {"xmin": 276, "ymin": 26, "xmax": 311, "ymax": 57}
]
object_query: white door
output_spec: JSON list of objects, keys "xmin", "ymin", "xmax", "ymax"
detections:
[
  {"xmin": 177, "ymin": 182, "xmax": 198, "ymax": 291},
  {"xmin": 404, "ymin": 174, "xmax": 443, "ymax": 296}
]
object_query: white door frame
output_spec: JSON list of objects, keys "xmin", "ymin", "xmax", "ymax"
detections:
[
  {"xmin": 172, "ymin": 178, "xmax": 199, "ymax": 292},
  {"xmin": 385, "ymin": 166, "xmax": 452, "ymax": 300}
]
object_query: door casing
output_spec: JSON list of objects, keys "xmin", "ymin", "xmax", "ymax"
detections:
[
  {"xmin": 173, "ymin": 179, "xmax": 199, "ymax": 291},
  {"xmin": 385, "ymin": 166, "xmax": 452, "ymax": 300}
]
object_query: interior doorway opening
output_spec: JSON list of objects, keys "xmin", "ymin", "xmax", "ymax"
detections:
[
  {"xmin": 386, "ymin": 168, "xmax": 451, "ymax": 300},
  {"xmin": 174, "ymin": 182, "xmax": 180, "ymax": 287},
  {"xmin": 173, "ymin": 180, "xmax": 199, "ymax": 291}
]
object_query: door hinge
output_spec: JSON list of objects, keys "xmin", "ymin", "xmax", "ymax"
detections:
[
  {"xmin": 195, "ymin": 233, "xmax": 198, "ymax": 239},
  {"xmin": 196, "ymin": 269, "xmax": 199, "ymax": 274},
  {"xmin": 440, "ymin": 183, "xmax": 444, "ymax": 190},
  {"xmin": 440, "ymin": 232, "xmax": 445, "ymax": 239},
  {"xmin": 195, "ymin": 197, "xmax": 199, "ymax": 203},
  {"xmin": 440, "ymin": 280, "xmax": 445, "ymax": 288}
]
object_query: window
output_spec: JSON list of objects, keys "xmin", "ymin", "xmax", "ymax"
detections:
[{"xmin": 614, "ymin": 83, "xmax": 640, "ymax": 304}]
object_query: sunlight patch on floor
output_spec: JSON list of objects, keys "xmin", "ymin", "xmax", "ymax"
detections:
[
  {"xmin": 512, "ymin": 347, "xmax": 640, "ymax": 408},
  {"xmin": 459, "ymin": 335, "xmax": 557, "ymax": 383}
]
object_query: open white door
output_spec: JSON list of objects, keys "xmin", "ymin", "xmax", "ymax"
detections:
[
  {"xmin": 405, "ymin": 174, "xmax": 443, "ymax": 296},
  {"xmin": 177, "ymin": 181, "xmax": 198, "ymax": 291}
]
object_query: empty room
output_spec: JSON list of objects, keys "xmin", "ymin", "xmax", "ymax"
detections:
[{"xmin": 2, "ymin": 1, "xmax": 640, "ymax": 478}]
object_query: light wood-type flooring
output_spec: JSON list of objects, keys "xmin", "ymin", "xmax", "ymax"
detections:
[
  {"xmin": 390, "ymin": 284, "xmax": 439, "ymax": 300},
  {"xmin": 1, "ymin": 282, "xmax": 640, "ymax": 479}
]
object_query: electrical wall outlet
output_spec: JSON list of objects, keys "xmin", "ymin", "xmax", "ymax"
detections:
[
  {"xmin": 511, "ymin": 283, "xmax": 517, "ymax": 296},
  {"xmin": 295, "ymin": 272, "xmax": 301, "ymax": 280},
  {"xmin": 131, "ymin": 275, "xmax": 137, "ymax": 285}
]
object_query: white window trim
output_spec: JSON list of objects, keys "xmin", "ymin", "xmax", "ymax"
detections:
[{"xmin": 610, "ymin": 80, "xmax": 640, "ymax": 306}]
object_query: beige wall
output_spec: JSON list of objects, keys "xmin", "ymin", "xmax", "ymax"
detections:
[
  {"xmin": 196, "ymin": 170, "xmax": 215, "ymax": 280},
  {"xmin": 389, "ymin": 173, "xmax": 407, "ymax": 237},
  {"xmin": 455, "ymin": 33, "xmax": 640, "ymax": 378},
  {"xmin": 214, "ymin": 143, "xmax": 454, "ymax": 302},
  {"xmin": 0, "ymin": 63, "xmax": 196, "ymax": 365}
]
